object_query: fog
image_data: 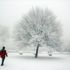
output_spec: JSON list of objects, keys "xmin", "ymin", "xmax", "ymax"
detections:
[{"xmin": 0, "ymin": 0, "xmax": 70, "ymax": 50}]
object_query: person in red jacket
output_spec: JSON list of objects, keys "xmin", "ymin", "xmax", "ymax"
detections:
[{"xmin": 0, "ymin": 46, "xmax": 8, "ymax": 66}]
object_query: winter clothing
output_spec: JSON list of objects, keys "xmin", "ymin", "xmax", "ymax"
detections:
[{"xmin": 0, "ymin": 50, "xmax": 7, "ymax": 58}]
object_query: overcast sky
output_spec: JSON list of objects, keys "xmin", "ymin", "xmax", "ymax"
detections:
[{"xmin": 0, "ymin": 0, "xmax": 70, "ymax": 41}]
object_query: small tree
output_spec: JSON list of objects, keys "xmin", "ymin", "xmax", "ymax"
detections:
[{"xmin": 14, "ymin": 8, "xmax": 62, "ymax": 58}]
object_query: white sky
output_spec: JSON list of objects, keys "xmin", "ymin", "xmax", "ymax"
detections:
[{"xmin": 0, "ymin": 0, "xmax": 70, "ymax": 41}]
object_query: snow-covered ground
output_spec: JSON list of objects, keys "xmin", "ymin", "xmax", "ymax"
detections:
[{"xmin": 0, "ymin": 52, "xmax": 70, "ymax": 70}]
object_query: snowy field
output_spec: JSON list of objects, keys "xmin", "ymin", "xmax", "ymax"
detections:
[{"xmin": 0, "ymin": 52, "xmax": 70, "ymax": 70}]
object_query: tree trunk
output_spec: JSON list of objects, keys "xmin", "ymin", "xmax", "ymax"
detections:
[
  {"xmin": 35, "ymin": 44, "xmax": 40, "ymax": 58},
  {"xmin": 48, "ymin": 51, "xmax": 52, "ymax": 56}
]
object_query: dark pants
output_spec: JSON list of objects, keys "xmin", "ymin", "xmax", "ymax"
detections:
[{"xmin": 1, "ymin": 57, "xmax": 5, "ymax": 66}]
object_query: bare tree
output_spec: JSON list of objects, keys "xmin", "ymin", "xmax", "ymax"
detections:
[{"xmin": 14, "ymin": 8, "xmax": 62, "ymax": 58}]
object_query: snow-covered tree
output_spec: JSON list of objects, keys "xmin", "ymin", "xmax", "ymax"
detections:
[
  {"xmin": 14, "ymin": 8, "xmax": 62, "ymax": 58},
  {"xmin": 0, "ymin": 25, "xmax": 9, "ymax": 48},
  {"xmin": 63, "ymin": 41, "xmax": 70, "ymax": 52}
]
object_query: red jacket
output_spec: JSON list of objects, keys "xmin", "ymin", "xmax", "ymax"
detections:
[{"xmin": 0, "ymin": 50, "xmax": 7, "ymax": 58}]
